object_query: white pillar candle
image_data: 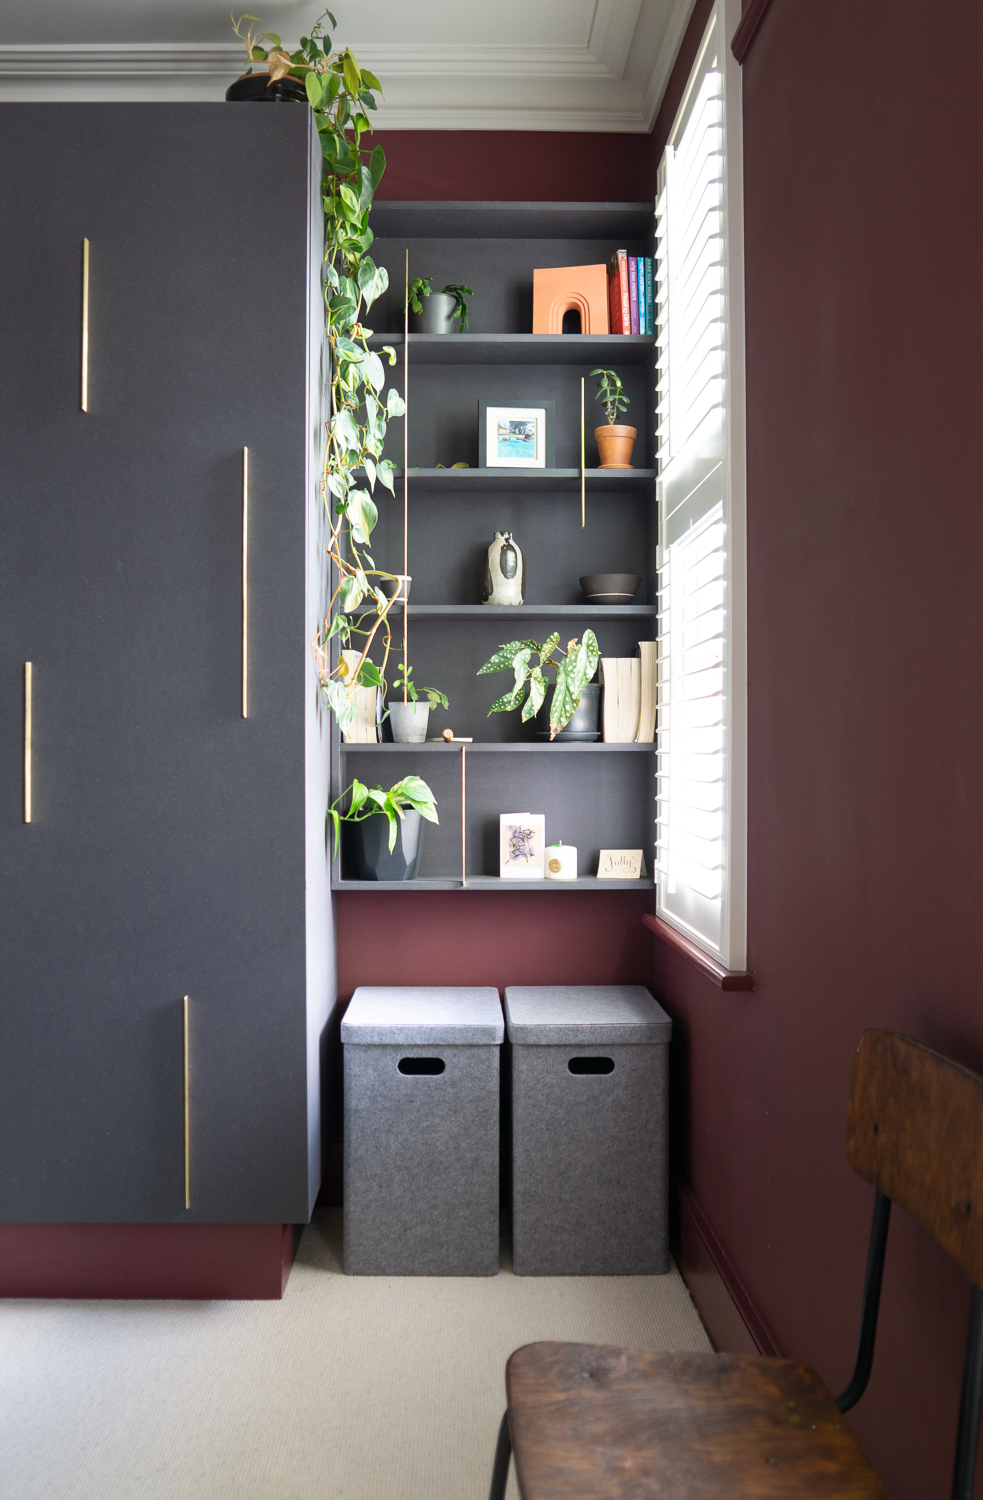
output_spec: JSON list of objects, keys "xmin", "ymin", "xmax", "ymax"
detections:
[{"xmin": 545, "ymin": 843, "xmax": 578, "ymax": 881}]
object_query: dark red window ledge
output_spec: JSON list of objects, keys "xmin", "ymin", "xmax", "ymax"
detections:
[
  {"xmin": 642, "ymin": 913, "xmax": 754, "ymax": 991},
  {"xmin": 731, "ymin": 0, "xmax": 776, "ymax": 64}
]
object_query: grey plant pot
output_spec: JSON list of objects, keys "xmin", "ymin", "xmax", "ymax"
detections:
[
  {"xmin": 388, "ymin": 700, "xmax": 430, "ymax": 743},
  {"xmin": 345, "ymin": 809, "xmax": 425, "ymax": 881},
  {"xmin": 536, "ymin": 681, "xmax": 602, "ymax": 741},
  {"xmin": 410, "ymin": 293, "xmax": 459, "ymax": 335}
]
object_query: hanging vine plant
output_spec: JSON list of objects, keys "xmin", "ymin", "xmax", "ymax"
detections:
[{"xmin": 233, "ymin": 11, "xmax": 406, "ymax": 733}]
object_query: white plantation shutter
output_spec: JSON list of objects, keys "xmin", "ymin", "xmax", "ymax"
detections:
[{"xmin": 654, "ymin": 0, "xmax": 747, "ymax": 969}]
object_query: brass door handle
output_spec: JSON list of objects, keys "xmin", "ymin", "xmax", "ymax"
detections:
[
  {"xmin": 81, "ymin": 238, "xmax": 90, "ymax": 412},
  {"xmin": 23, "ymin": 662, "xmax": 32, "ymax": 823},
  {"xmin": 183, "ymin": 995, "xmax": 191, "ymax": 1209},
  {"xmin": 242, "ymin": 447, "xmax": 248, "ymax": 718}
]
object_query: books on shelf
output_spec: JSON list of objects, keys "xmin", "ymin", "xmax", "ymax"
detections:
[
  {"xmin": 636, "ymin": 641, "xmax": 658, "ymax": 743},
  {"xmin": 608, "ymin": 253, "xmax": 655, "ymax": 336},
  {"xmin": 340, "ymin": 649, "xmax": 379, "ymax": 743},
  {"xmin": 599, "ymin": 644, "xmax": 657, "ymax": 744},
  {"xmin": 600, "ymin": 657, "xmax": 641, "ymax": 743}
]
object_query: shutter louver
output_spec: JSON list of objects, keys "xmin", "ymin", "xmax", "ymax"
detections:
[{"xmin": 654, "ymin": 0, "xmax": 746, "ymax": 970}]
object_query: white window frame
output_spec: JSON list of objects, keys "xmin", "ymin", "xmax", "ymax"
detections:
[{"xmin": 654, "ymin": 0, "xmax": 747, "ymax": 971}]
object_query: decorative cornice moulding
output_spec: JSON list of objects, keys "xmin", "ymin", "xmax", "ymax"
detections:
[{"xmin": 0, "ymin": 0, "xmax": 697, "ymax": 131}]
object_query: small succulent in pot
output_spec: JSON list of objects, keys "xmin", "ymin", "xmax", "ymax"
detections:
[
  {"xmin": 478, "ymin": 630, "xmax": 601, "ymax": 741},
  {"xmin": 591, "ymin": 367, "xmax": 636, "ymax": 469}
]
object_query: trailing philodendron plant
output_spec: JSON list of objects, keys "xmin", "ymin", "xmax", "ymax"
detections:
[
  {"xmin": 328, "ymin": 775, "xmax": 439, "ymax": 855},
  {"xmin": 591, "ymin": 367, "xmax": 630, "ymax": 425},
  {"xmin": 405, "ymin": 276, "xmax": 474, "ymax": 330},
  {"xmin": 478, "ymin": 631, "xmax": 601, "ymax": 740},
  {"xmin": 233, "ymin": 12, "xmax": 408, "ymax": 735}
]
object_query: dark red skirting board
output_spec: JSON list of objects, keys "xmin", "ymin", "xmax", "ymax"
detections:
[
  {"xmin": 676, "ymin": 1181, "xmax": 781, "ymax": 1356},
  {"xmin": 0, "ymin": 1222, "xmax": 299, "ymax": 1300}
]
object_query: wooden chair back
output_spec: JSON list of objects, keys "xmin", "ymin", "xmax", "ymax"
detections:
[{"xmin": 846, "ymin": 1027, "xmax": 983, "ymax": 1287}]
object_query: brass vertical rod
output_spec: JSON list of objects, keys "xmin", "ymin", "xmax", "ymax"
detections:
[
  {"xmin": 461, "ymin": 744, "xmax": 467, "ymax": 888},
  {"xmin": 81, "ymin": 238, "xmax": 90, "ymax": 412},
  {"xmin": 242, "ymin": 447, "xmax": 249, "ymax": 718},
  {"xmin": 580, "ymin": 376, "xmax": 586, "ymax": 528},
  {"xmin": 183, "ymin": 995, "xmax": 190, "ymax": 1210},
  {"xmin": 403, "ymin": 249, "xmax": 409, "ymax": 702},
  {"xmin": 23, "ymin": 662, "xmax": 32, "ymax": 823}
]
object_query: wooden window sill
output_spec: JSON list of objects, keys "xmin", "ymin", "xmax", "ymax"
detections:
[{"xmin": 642, "ymin": 914, "xmax": 754, "ymax": 991}]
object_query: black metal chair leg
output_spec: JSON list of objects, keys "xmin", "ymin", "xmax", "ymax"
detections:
[{"xmin": 489, "ymin": 1410, "xmax": 512, "ymax": 1500}]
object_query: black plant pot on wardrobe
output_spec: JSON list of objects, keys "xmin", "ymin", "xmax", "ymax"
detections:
[
  {"xmin": 225, "ymin": 73, "xmax": 309, "ymax": 103},
  {"xmin": 344, "ymin": 810, "xmax": 426, "ymax": 881}
]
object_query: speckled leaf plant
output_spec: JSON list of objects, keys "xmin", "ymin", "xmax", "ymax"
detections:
[{"xmin": 234, "ymin": 10, "xmax": 407, "ymax": 734}]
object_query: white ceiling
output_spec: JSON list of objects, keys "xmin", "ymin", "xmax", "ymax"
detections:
[{"xmin": 0, "ymin": 0, "xmax": 697, "ymax": 131}]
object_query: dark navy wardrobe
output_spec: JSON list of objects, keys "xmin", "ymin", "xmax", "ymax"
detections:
[{"xmin": 0, "ymin": 104, "xmax": 332, "ymax": 1222}]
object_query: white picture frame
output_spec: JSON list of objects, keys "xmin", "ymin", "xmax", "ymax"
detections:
[
  {"xmin": 500, "ymin": 813, "xmax": 546, "ymax": 879},
  {"xmin": 479, "ymin": 401, "xmax": 554, "ymax": 469}
]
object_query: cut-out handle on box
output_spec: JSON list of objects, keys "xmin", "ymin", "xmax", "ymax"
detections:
[
  {"xmin": 398, "ymin": 1057, "xmax": 445, "ymax": 1075},
  {"xmin": 568, "ymin": 1056, "xmax": 614, "ymax": 1075}
]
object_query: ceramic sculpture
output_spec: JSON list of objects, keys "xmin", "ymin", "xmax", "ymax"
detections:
[{"xmin": 483, "ymin": 531, "xmax": 525, "ymax": 606}]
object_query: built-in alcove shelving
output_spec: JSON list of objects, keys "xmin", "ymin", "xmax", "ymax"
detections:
[{"xmin": 331, "ymin": 201, "xmax": 657, "ymax": 890}]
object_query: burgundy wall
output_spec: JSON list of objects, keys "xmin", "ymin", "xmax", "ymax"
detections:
[{"xmin": 653, "ymin": 2, "xmax": 983, "ymax": 1497}]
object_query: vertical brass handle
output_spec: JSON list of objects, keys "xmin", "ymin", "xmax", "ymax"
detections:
[
  {"xmin": 23, "ymin": 662, "xmax": 32, "ymax": 823},
  {"xmin": 242, "ymin": 447, "xmax": 249, "ymax": 718},
  {"xmin": 81, "ymin": 238, "xmax": 90, "ymax": 412},
  {"xmin": 183, "ymin": 995, "xmax": 190, "ymax": 1209}
]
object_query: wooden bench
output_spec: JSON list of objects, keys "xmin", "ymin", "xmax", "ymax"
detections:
[{"xmin": 489, "ymin": 1027, "xmax": 983, "ymax": 1499}]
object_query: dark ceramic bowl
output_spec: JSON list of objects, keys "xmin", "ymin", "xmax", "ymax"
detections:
[{"xmin": 580, "ymin": 573, "xmax": 642, "ymax": 603}]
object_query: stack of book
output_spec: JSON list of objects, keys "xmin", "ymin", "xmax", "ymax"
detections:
[
  {"xmin": 340, "ymin": 649, "xmax": 380, "ymax": 743},
  {"xmin": 600, "ymin": 642, "xmax": 658, "ymax": 743},
  {"xmin": 608, "ymin": 251, "xmax": 654, "ymax": 335}
]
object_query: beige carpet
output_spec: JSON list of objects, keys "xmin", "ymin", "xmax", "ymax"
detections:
[{"xmin": 0, "ymin": 1210, "xmax": 711, "ymax": 1500}]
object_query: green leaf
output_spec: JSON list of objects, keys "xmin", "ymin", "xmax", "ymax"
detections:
[
  {"xmin": 328, "ymin": 807, "xmax": 341, "ymax": 857},
  {"xmin": 338, "ymin": 574, "xmax": 366, "ymax": 613},
  {"xmin": 386, "ymin": 388, "xmax": 406, "ymax": 418},
  {"xmin": 262, "ymin": 31, "xmax": 282, "ymax": 46},
  {"xmin": 346, "ymin": 489, "xmax": 378, "ymax": 544},
  {"xmin": 363, "ymin": 351, "xmax": 385, "ymax": 392},
  {"xmin": 306, "ymin": 71, "xmax": 326, "ymax": 107},
  {"xmin": 249, "ymin": 45, "xmax": 268, "ymax": 61},
  {"xmin": 347, "ymin": 780, "xmax": 369, "ymax": 817},
  {"xmin": 539, "ymin": 632, "xmax": 561, "ymax": 663},
  {"xmin": 550, "ymin": 631, "xmax": 600, "ymax": 733},
  {"xmin": 342, "ymin": 53, "xmax": 361, "ymax": 97},
  {"xmin": 478, "ymin": 640, "xmax": 540, "ymax": 676},
  {"xmin": 489, "ymin": 687, "xmax": 525, "ymax": 714},
  {"xmin": 363, "ymin": 456, "xmax": 376, "ymax": 491},
  {"xmin": 324, "ymin": 677, "xmax": 354, "ymax": 729},
  {"xmin": 331, "ymin": 408, "xmax": 359, "ymax": 451},
  {"xmin": 369, "ymin": 144, "xmax": 386, "ymax": 190},
  {"xmin": 392, "ymin": 776, "xmax": 439, "ymax": 824},
  {"xmin": 361, "ymin": 68, "xmax": 384, "ymax": 92},
  {"xmin": 522, "ymin": 667, "xmax": 548, "ymax": 722},
  {"xmin": 355, "ymin": 661, "xmax": 383, "ymax": 688},
  {"xmin": 376, "ymin": 460, "xmax": 396, "ymax": 494},
  {"xmin": 322, "ymin": 261, "xmax": 340, "ymax": 290}
]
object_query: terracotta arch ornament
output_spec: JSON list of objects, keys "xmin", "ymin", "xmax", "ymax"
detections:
[
  {"xmin": 532, "ymin": 264, "xmax": 610, "ymax": 335},
  {"xmin": 731, "ymin": 0, "xmax": 778, "ymax": 63}
]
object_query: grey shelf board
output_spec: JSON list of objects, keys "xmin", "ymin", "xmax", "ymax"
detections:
[
  {"xmin": 406, "ymin": 604, "xmax": 656, "ymax": 617},
  {"xmin": 397, "ymin": 467, "xmax": 657, "ymax": 491},
  {"xmin": 367, "ymin": 334, "xmax": 655, "ymax": 366},
  {"xmin": 332, "ymin": 877, "xmax": 655, "ymax": 891},
  {"xmin": 369, "ymin": 201, "xmax": 655, "ymax": 241},
  {"xmin": 341, "ymin": 741, "xmax": 655, "ymax": 752}
]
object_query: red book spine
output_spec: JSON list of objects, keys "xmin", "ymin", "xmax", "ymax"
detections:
[
  {"xmin": 608, "ymin": 256, "xmax": 623, "ymax": 335},
  {"xmin": 609, "ymin": 249, "xmax": 629, "ymax": 335},
  {"xmin": 628, "ymin": 257, "xmax": 639, "ymax": 335}
]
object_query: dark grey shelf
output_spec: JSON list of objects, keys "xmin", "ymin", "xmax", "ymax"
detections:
[
  {"xmin": 341, "ymin": 741, "xmax": 654, "ymax": 752},
  {"xmin": 397, "ymin": 467, "xmax": 656, "ymax": 491},
  {"xmin": 367, "ymin": 334, "xmax": 655, "ymax": 366},
  {"xmin": 332, "ymin": 877, "xmax": 655, "ymax": 891},
  {"xmin": 369, "ymin": 201, "xmax": 655, "ymax": 241},
  {"xmin": 405, "ymin": 604, "xmax": 656, "ymax": 618}
]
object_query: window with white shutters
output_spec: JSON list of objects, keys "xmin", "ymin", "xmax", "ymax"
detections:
[{"xmin": 654, "ymin": 0, "xmax": 747, "ymax": 970}]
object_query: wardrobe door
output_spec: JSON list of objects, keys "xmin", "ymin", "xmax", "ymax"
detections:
[{"xmin": 0, "ymin": 106, "xmax": 317, "ymax": 1221}]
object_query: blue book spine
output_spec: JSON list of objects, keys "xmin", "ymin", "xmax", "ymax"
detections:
[
  {"xmin": 645, "ymin": 256, "xmax": 654, "ymax": 335},
  {"xmin": 628, "ymin": 257, "xmax": 639, "ymax": 335}
]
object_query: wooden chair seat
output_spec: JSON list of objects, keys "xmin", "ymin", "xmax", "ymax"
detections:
[{"xmin": 505, "ymin": 1341, "xmax": 891, "ymax": 1498}]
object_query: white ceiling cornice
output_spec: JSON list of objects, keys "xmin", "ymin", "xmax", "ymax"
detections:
[{"xmin": 0, "ymin": 0, "xmax": 696, "ymax": 132}]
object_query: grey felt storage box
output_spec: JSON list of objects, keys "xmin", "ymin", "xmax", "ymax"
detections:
[
  {"xmin": 342, "ymin": 986, "xmax": 504, "ymax": 1275},
  {"xmin": 504, "ymin": 985, "xmax": 672, "ymax": 1276}
]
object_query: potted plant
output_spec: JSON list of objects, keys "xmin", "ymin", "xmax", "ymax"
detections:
[
  {"xmin": 478, "ymin": 630, "xmax": 601, "ymax": 741},
  {"xmin": 228, "ymin": 13, "xmax": 325, "ymax": 101},
  {"xmin": 406, "ymin": 277, "xmax": 474, "ymax": 334},
  {"xmin": 385, "ymin": 663, "xmax": 449, "ymax": 743},
  {"xmin": 591, "ymin": 368, "xmax": 636, "ymax": 469},
  {"xmin": 330, "ymin": 775, "xmax": 438, "ymax": 881}
]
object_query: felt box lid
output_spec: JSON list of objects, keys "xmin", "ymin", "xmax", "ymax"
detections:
[
  {"xmin": 504, "ymin": 985, "xmax": 671, "ymax": 1045},
  {"xmin": 342, "ymin": 986, "xmax": 504, "ymax": 1045}
]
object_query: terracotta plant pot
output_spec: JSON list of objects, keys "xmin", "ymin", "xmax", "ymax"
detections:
[{"xmin": 595, "ymin": 424, "xmax": 637, "ymax": 469}]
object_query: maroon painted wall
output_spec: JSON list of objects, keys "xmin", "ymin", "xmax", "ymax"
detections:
[{"xmin": 653, "ymin": 2, "xmax": 983, "ymax": 1496}]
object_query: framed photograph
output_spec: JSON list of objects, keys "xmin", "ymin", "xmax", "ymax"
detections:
[
  {"xmin": 500, "ymin": 813, "xmax": 546, "ymax": 879},
  {"xmin": 479, "ymin": 401, "xmax": 555, "ymax": 469},
  {"xmin": 597, "ymin": 849, "xmax": 647, "ymax": 879}
]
